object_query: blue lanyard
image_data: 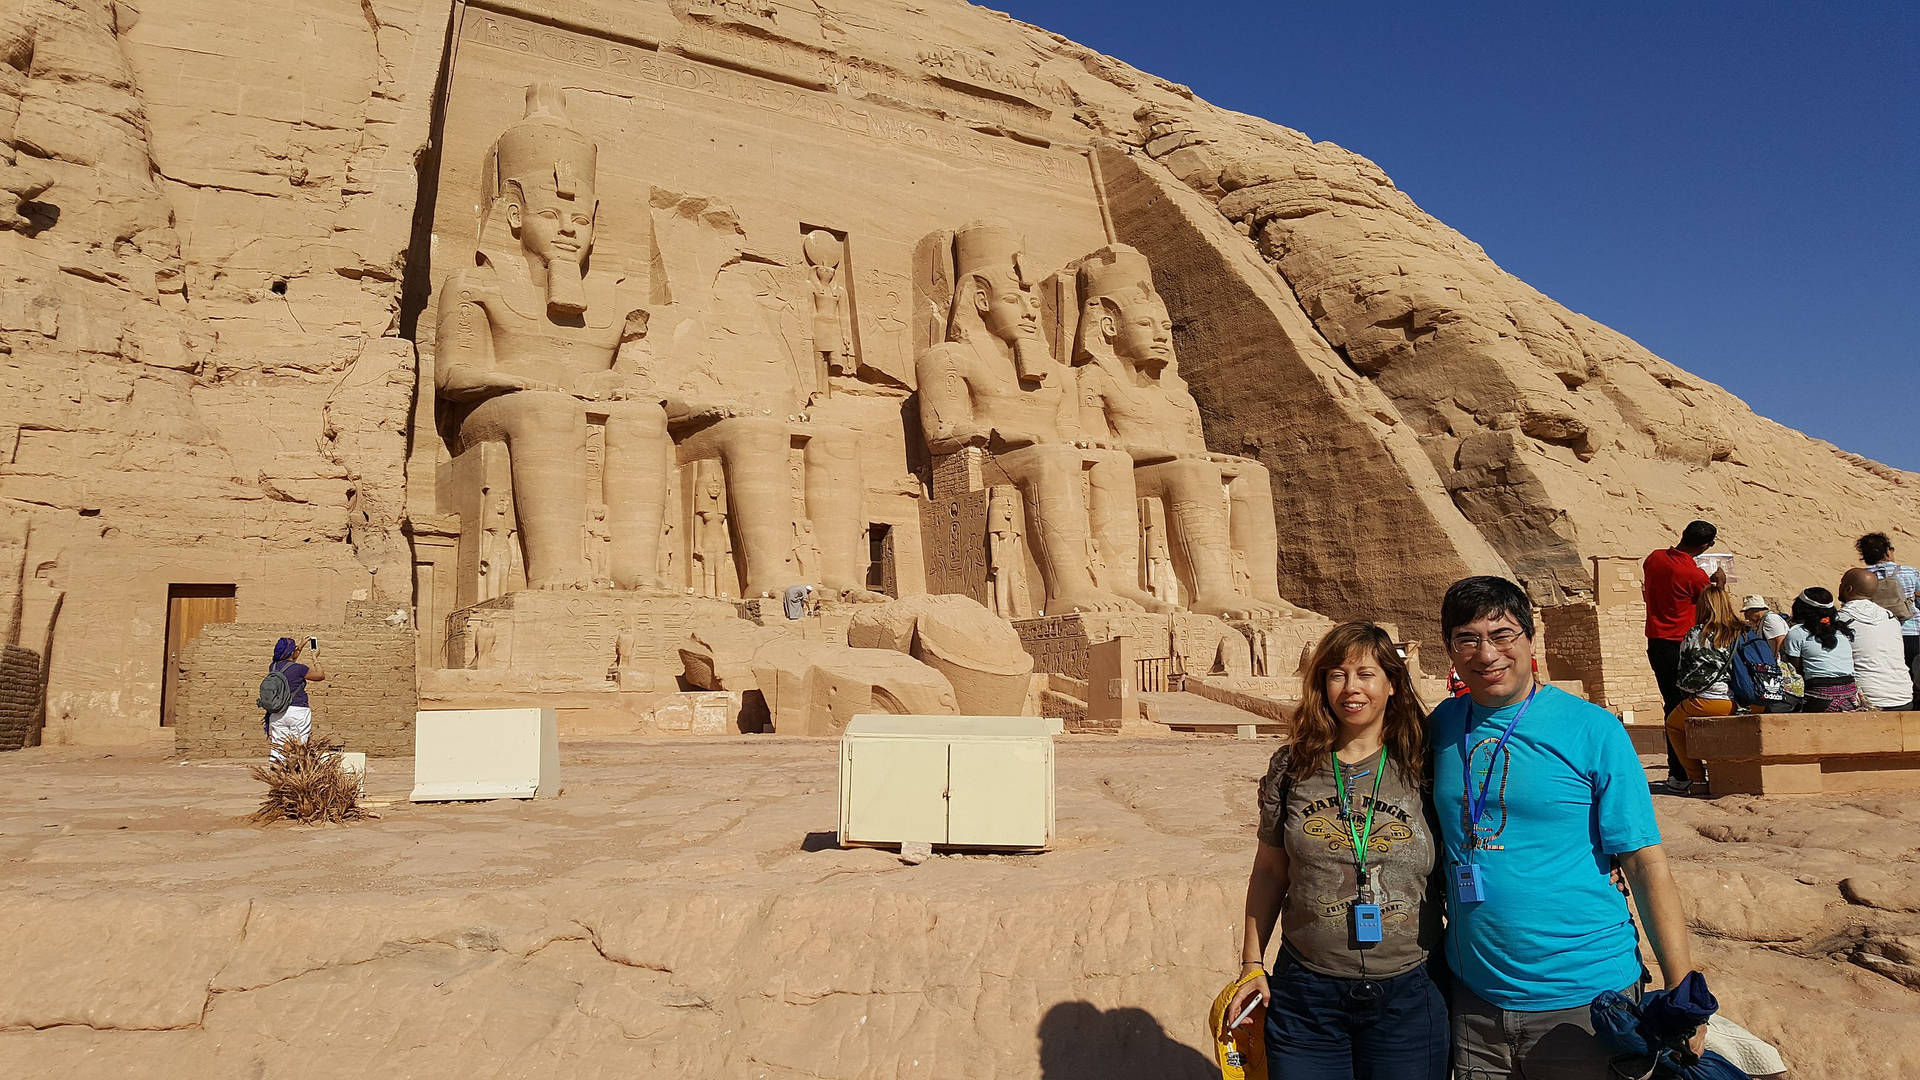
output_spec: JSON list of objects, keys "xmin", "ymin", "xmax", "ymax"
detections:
[{"xmin": 1459, "ymin": 687, "xmax": 1537, "ymax": 850}]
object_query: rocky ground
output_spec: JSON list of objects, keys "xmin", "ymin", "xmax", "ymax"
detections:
[{"xmin": 0, "ymin": 737, "xmax": 1914, "ymax": 1079}]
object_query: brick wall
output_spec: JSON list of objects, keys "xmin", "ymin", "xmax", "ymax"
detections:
[
  {"xmin": 1574, "ymin": 553, "xmax": 1666, "ymax": 714},
  {"xmin": 173, "ymin": 606, "xmax": 417, "ymax": 759},
  {"xmin": 0, "ymin": 644, "xmax": 43, "ymax": 751},
  {"xmin": 1540, "ymin": 603, "xmax": 1602, "ymax": 697}
]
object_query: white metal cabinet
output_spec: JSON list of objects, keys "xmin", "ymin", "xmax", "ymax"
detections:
[
  {"xmin": 411, "ymin": 707, "xmax": 560, "ymax": 802},
  {"xmin": 838, "ymin": 714, "xmax": 1054, "ymax": 850}
]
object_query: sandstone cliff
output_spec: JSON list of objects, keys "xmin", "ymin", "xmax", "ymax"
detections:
[{"xmin": 1, "ymin": 0, "xmax": 1911, "ymax": 739}]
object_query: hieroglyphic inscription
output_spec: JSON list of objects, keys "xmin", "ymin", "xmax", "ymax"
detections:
[
  {"xmin": 914, "ymin": 45, "xmax": 1074, "ymax": 107},
  {"xmin": 1015, "ymin": 615, "xmax": 1091, "ymax": 679},
  {"xmin": 459, "ymin": 10, "xmax": 1076, "ymax": 179},
  {"xmin": 919, "ymin": 493, "xmax": 988, "ymax": 606},
  {"xmin": 686, "ymin": 0, "xmax": 776, "ymax": 21}
]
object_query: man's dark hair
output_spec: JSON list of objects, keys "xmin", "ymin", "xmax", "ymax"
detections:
[
  {"xmin": 1441, "ymin": 576, "xmax": 1535, "ymax": 643},
  {"xmin": 1857, "ymin": 532, "xmax": 1893, "ymax": 565},
  {"xmin": 1679, "ymin": 520, "xmax": 1717, "ymax": 550}
]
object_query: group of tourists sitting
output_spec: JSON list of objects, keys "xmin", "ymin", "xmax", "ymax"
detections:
[
  {"xmin": 1223, "ymin": 576, "xmax": 1780, "ymax": 1079},
  {"xmin": 1653, "ymin": 526, "xmax": 1919, "ymax": 795}
]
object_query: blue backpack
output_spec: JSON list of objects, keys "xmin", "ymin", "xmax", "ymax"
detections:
[{"xmin": 1728, "ymin": 629, "xmax": 1784, "ymax": 708}]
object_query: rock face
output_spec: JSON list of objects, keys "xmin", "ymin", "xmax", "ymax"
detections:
[
  {"xmin": 1, "ymin": 0, "xmax": 1913, "ymax": 742},
  {"xmin": 1, "ymin": 0, "xmax": 441, "ymax": 744}
]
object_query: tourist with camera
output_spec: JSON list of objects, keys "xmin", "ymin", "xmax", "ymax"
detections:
[{"xmin": 258, "ymin": 635, "xmax": 326, "ymax": 762}]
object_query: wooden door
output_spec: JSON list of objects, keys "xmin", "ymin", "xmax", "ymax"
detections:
[{"xmin": 162, "ymin": 584, "xmax": 236, "ymax": 726}]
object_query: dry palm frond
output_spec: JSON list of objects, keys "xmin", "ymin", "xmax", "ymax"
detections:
[{"xmin": 248, "ymin": 734, "xmax": 367, "ymax": 824}]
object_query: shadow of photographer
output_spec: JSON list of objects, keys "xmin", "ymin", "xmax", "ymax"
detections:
[{"xmin": 1037, "ymin": 1000, "xmax": 1216, "ymax": 1079}]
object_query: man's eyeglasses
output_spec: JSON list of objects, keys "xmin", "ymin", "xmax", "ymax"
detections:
[{"xmin": 1448, "ymin": 628, "xmax": 1525, "ymax": 655}]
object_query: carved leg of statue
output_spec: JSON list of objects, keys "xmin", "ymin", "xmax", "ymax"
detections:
[
  {"xmin": 458, "ymin": 391, "xmax": 589, "ymax": 590},
  {"xmin": 995, "ymin": 444, "xmax": 1141, "ymax": 616},
  {"xmin": 1086, "ymin": 450, "xmax": 1176, "ymax": 614},
  {"xmin": 1138, "ymin": 458, "xmax": 1285, "ymax": 620},
  {"xmin": 802, "ymin": 426, "xmax": 881, "ymax": 598},
  {"xmin": 603, "ymin": 402, "xmax": 671, "ymax": 590},
  {"xmin": 1222, "ymin": 459, "xmax": 1291, "ymax": 609},
  {"xmin": 679, "ymin": 416, "xmax": 790, "ymax": 599}
]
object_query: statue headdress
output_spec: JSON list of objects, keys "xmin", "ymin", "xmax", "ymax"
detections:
[
  {"xmin": 483, "ymin": 82, "xmax": 596, "ymax": 217},
  {"xmin": 477, "ymin": 82, "xmax": 598, "ymax": 316},
  {"xmin": 946, "ymin": 223, "xmax": 1049, "ymax": 384},
  {"xmin": 1070, "ymin": 244, "xmax": 1158, "ymax": 365}
]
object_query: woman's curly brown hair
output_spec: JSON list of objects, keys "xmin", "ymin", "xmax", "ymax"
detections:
[{"xmin": 1283, "ymin": 621, "xmax": 1430, "ymax": 789}]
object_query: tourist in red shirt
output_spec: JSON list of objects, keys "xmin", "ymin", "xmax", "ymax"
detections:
[{"xmin": 1643, "ymin": 520, "xmax": 1725, "ymax": 791}]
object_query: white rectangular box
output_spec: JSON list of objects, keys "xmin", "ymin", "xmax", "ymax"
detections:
[
  {"xmin": 838, "ymin": 715, "xmax": 1054, "ymax": 851},
  {"xmin": 411, "ymin": 707, "xmax": 559, "ymax": 802}
]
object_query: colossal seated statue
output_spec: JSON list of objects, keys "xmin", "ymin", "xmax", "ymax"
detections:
[
  {"xmin": 434, "ymin": 82, "xmax": 667, "ymax": 592},
  {"xmin": 1068, "ymin": 244, "xmax": 1289, "ymax": 619},
  {"xmin": 915, "ymin": 225, "xmax": 1153, "ymax": 615},
  {"xmin": 434, "ymin": 83, "xmax": 871, "ymax": 603}
]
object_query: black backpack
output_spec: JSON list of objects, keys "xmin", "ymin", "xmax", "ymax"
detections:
[{"xmin": 256, "ymin": 664, "xmax": 294, "ymax": 713}]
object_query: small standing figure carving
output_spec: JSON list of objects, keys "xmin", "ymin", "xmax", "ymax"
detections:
[
  {"xmin": 472, "ymin": 618, "xmax": 502, "ymax": 670},
  {"xmin": 479, "ymin": 484, "xmax": 513, "ymax": 601},
  {"xmin": 804, "ymin": 229, "xmax": 855, "ymax": 380},
  {"xmin": 793, "ymin": 518, "xmax": 821, "ymax": 585},
  {"xmin": 1140, "ymin": 497, "xmax": 1179, "ymax": 606},
  {"xmin": 584, "ymin": 504, "xmax": 610, "ymax": 587},
  {"xmin": 657, "ymin": 517, "xmax": 677, "ymax": 591},
  {"xmin": 692, "ymin": 463, "xmax": 733, "ymax": 599},
  {"xmin": 987, "ymin": 486, "xmax": 1026, "ymax": 619}
]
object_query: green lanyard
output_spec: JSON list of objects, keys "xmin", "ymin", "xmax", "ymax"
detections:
[{"xmin": 1331, "ymin": 748, "xmax": 1388, "ymax": 880}]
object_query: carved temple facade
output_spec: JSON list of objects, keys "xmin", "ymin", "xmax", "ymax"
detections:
[{"xmin": 7, "ymin": 0, "xmax": 1907, "ymax": 746}]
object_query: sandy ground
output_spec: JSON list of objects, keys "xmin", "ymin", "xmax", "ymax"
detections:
[{"xmin": 1, "ymin": 737, "xmax": 1915, "ymax": 1079}]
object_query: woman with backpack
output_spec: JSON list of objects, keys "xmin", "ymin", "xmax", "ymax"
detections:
[
  {"xmin": 1782, "ymin": 588, "xmax": 1863, "ymax": 712},
  {"xmin": 261, "ymin": 636, "xmax": 325, "ymax": 762},
  {"xmin": 1663, "ymin": 585, "xmax": 1743, "ymax": 794}
]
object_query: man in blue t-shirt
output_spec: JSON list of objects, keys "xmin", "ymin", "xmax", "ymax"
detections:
[{"xmin": 1431, "ymin": 576, "xmax": 1702, "ymax": 1078}]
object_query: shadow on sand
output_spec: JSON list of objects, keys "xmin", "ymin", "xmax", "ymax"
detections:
[{"xmin": 1038, "ymin": 1000, "xmax": 1216, "ymax": 1079}]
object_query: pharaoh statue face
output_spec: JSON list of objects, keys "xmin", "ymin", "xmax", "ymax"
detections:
[
  {"xmin": 971, "ymin": 269, "xmax": 1041, "ymax": 347},
  {"xmin": 1074, "ymin": 244, "xmax": 1176, "ymax": 376},
  {"xmin": 1106, "ymin": 284, "xmax": 1174, "ymax": 374},
  {"xmin": 506, "ymin": 176, "xmax": 596, "ymax": 272}
]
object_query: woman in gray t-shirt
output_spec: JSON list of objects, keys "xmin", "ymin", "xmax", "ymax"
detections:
[{"xmin": 1225, "ymin": 621, "xmax": 1447, "ymax": 1080}]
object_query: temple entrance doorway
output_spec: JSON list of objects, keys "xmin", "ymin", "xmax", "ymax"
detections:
[
  {"xmin": 867, "ymin": 524, "xmax": 896, "ymax": 597},
  {"xmin": 162, "ymin": 584, "xmax": 235, "ymax": 726}
]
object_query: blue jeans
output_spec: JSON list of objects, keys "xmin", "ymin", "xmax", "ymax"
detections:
[{"xmin": 1263, "ymin": 950, "xmax": 1450, "ymax": 1080}]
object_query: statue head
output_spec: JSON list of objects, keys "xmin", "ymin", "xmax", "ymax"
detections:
[
  {"xmin": 948, "ymin": 224, "xmax": 1049, "ymax": 383},
  {"xmin": 482, "ymin": 82, "xmax": 599, "ymax": 317},
  {"xmin": 1074, "ymin": 245, "xmax": 1173, "ymax": 376}
]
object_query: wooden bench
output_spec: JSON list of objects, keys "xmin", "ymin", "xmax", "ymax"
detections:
[{"xmin": 1687, "ymin": 711, "xmax": 1920, "ymax": 795}]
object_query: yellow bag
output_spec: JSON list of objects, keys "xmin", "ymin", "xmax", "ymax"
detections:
[{"xmin": 1206, "ymin": 970, "xmax": 1269, "ymax": 1080}]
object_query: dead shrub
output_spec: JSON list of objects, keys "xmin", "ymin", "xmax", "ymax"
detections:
[{"xmin": 248, "ymin": 734, "xmax": 367, "ymax": 824}]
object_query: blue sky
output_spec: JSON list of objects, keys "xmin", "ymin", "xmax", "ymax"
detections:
[{"xmin": 1004, "ymin": 1, "xmax": 1919, "ymax": 472}]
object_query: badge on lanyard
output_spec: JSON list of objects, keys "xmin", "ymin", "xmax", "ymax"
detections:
[
  {"xmin": 1452, "ymin": 688, "xmax": 1536, "ymax": 906},
  {"xmin": 1333, "ymin": 748, "xmax": 1388, "ymax": 946}
]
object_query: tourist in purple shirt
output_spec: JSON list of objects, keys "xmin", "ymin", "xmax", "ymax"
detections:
[{"xmin": 264, "ymin": 636, "xmax": 326, "ymax": 761}]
